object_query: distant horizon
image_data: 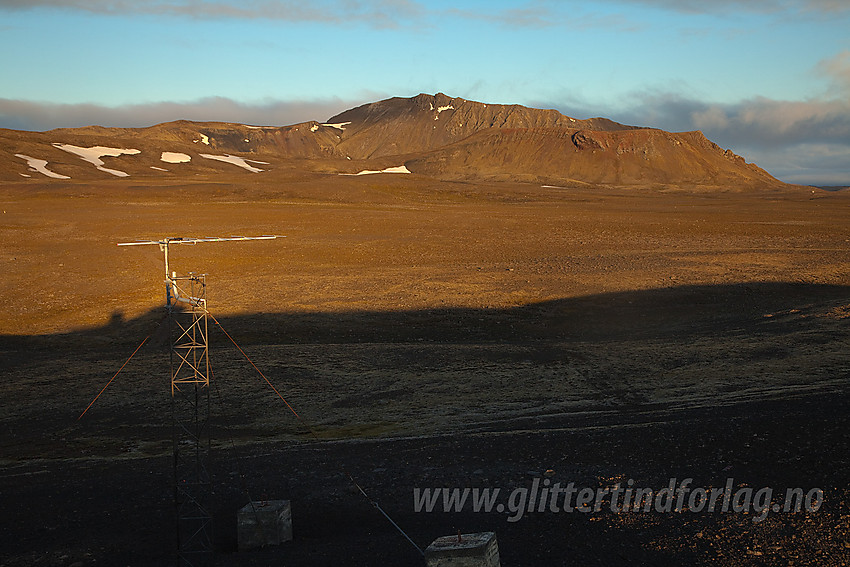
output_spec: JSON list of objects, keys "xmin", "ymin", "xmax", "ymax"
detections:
[{"xmin": 2, "ymin": 1, "xmax": 848, "ymax": 185}]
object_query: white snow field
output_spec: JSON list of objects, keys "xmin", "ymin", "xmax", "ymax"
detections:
[
  {"xmin": 199, "ymin": 153, "xmax": 268, "ymax": 173},
  {"xmin": 52, "ymin": 144, "xmax": 140, "ymax": 177},
  {"xmin": 15, "ymin": 154, "xmax": 71, "ymax": 179},
  {"xmin": 321, "ymin": 122, "xmax": 351, "ymax": 131},
  {"xmin": 161, "ymin": 152, "xmax": 191, "ymax": 164},
  {"xmin": 341, "ymin": 165, "xmax": 411, "ymax": 176},
  {"xmin": 434, "ymin": 105, "xmax": 454, "ymax": 119}
]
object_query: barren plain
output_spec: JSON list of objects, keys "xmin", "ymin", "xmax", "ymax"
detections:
[{"xmin": 1, "ymin": 170, "xmax": 848, "ymax": 566}]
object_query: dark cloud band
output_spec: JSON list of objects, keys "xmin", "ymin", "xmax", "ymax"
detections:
[
  {"xmin": 0, "ymin": 96, "xmax": 363, "ymax": 131},
  {"xmin": 0, "ymin": 0, "xmax": 424, "ymax": 28}
]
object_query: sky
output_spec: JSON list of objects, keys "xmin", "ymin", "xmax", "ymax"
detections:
[{"xmin": 1, "ymin": 0, "xmax": 849, "ymax": 185}]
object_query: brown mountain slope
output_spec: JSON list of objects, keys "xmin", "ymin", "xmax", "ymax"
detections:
[
  {"xmin": 0, "ymin": 120, "xmax": 348, "ymax": 181},
  {"xmin": 407, "ymin": 127, "xmax": 784, "ymax": 188},
  {"xmin": 0, "ymin": 93, "xmax": 792, "ymax": 189},
  {"xmin": 5, "ymin": 119, "xmax": 344, "ymax": 160},
  {"xmin": 328, "ymin": 92, "xmax": 634, "ymax": 159}
]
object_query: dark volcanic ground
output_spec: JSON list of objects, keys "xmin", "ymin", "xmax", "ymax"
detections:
[{"xmin": 1, "ymin": 389, "xmax": 848, "ymax": 566}]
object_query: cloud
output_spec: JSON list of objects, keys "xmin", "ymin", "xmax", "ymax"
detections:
[
  {"xmin": 817, "ymin": 50, "xmax": 850, "ymax": 96},
  {"xmin": 745, "ymin": 143, "xmax": 850, "ymax": 185},
  {"xmin": 679, "ymin": 97, "xmax": 850, "ymax": 184},
  {"xmin": 541, "ymin": 92, "xmax": 850, "ymax": 184},
  {"xmin": 534, "ymin": 50, "xmax": 850, "ymax": 185},
  {"xmin": 2, "ymin": 0, "xmax": 580, "ymax": 30},
  {"xmin": 2, "ymin": 0, "xmax": 846, "ymax": 30},
  {"xmin": 0, "ymin": 96, "xmax": 372, "ymax": 131},
  {"xmin": 445, "ymin": 1, "xmax": 641, "ymax": 30},
  {"xmin": 608, "ymin": 0, "xmax": 850, "ymax": 15},
  {"xmin": 0, "ymin": 0, "xmax": 424, "ymax": 28},
  {"xmin": 448, "ymin": 5, "xmax": 558, "ymax": 28}
]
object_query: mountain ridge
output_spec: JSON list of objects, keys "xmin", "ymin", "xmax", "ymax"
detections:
[{"xmin": 0, "ymin": 93, "xmax": 792, "ymax": 189}]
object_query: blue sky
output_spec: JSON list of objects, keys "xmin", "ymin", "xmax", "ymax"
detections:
[{"xmin": 1, "ymin": 0, "xmax": 849, "ymax": 184}]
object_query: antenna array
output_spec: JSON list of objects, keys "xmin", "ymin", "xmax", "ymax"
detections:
[{"xmin": 118, "ymin": 235, "xmax": 280, "ymax": 566}]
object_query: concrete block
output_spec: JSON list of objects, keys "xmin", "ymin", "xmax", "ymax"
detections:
[
  {"xmin": 237, "ymin": 500, "xmax": 292, "ymax": 551},
  {"xmin": 425, "ymin": 532, "xmax": 501, "ymax": 567}
]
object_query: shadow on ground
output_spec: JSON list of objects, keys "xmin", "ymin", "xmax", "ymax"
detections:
[
  {"xmin": 2, "ymin": 281, "xmax": 848, "ymax": 348},
  {"xmin": 0, "ymin": 282, "xmax": 848, "ymax": 566}
]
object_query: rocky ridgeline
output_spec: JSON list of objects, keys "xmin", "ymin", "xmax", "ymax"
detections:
[{"xmin": 0, "ymin": 93, "xmax": 789, "ymax": 189}]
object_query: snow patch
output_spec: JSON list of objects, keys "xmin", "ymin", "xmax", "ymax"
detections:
[
  {"xmin": 199, "ymin": 133, "xmax": 210, "ymax": 145},
  {"xmin": 161, "ymin": 152, "xmax": 191, "ymax": 164},
  {"xmin": 434, "ymin": 105, "xmax": 454, "ymax": 120},
  {"xmin": 341, "ymin": 165, "xmax": 411, "ymax": 176},
  {"xmin": 310, "ymin": 124, "xmax": 319, "ymax": 132},
  {"xmin": 321, "ymin": 121, "xmax": 351, "ymax": 131},
  {"xmin": 20, "ymin": 173, "xmax": 31, "ymax": 178},
  {"xmin": 150, "ymin": 166, "xmax": 169, "ymax": 172},
  {"xmin": 15, "ymin": 154, "xmax": 70, "ymax": 179},
  {"xmin": 199, "ymin": 153, "xmax": 267, "ymax": 173},
  {"xmin": 380, "ymin": 165, "xmax": 411, "ymax": 174},
  {"xmin": 52, "ymin": 143, "xmax": 140, "ymax": 177}
]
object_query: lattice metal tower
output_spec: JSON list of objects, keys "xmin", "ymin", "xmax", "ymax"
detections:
[
  {"xmin": 169, "ymin": 272, "xmax": 212, "ymax": 565},
  {"xmin": 118, "ymin": 236, "xmax": 279, "ymax": 566}
]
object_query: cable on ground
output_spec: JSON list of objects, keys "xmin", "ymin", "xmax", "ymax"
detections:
[{"xmin": 209, "ymin": 312, "xmax": 425, "ymax": 557}]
